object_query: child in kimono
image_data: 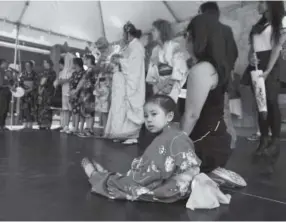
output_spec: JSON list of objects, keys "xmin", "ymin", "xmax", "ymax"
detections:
[
  {"xmin": 81, "ymin": 94, "xmax": 201, "ymax": 203},
  {"xmin": 94, "ymin": 76, "xmax": 110, "ymax": 135}
]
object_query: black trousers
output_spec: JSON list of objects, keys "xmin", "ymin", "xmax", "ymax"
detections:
[
  {"xmin": 244, "ymin": 50, "xmax": 282, "ymax": 139},
  {"xmin": 0, "ymin": 88, "xmax": 11, "ymax": 127}
]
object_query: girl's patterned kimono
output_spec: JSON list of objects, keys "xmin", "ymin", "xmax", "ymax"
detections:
[
  {"xmin": 37, "ymin": 69, "xmax": 57, "ymax": 128},
  {"xmin": 19, "ymin": 70, "xmax": 38, "ymax": 123},
  {"xmin": 80, "ymin": 67, "xmax": 96, "ymax": 118},
  {"xmin": 93, "ymin": 51, "xmax": 113, "ymax": 114},
  {"xmin": 94, "ymin": 78, "xmax": 110, "ymax": 114},
  {"xmin": 89, "ymin": 124, "xmax": 201, "ymax": 203},
  {"xmin": 146, "ymin": 40, "xmax": 189, "ymax": 103},
  {"xmin": 69, "ymin": 70, "xmax": 85, "ymax": 115}
]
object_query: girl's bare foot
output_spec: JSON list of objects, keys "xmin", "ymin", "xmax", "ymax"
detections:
[
  {"xmin": 92, "ymin": 160, "xmax": 108, "ymax": 173},
  {"xmin": 81, "ymin": 158, "xmax": 96, "ymax": 178}
]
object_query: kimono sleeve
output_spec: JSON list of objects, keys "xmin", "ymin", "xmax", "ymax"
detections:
[
  {"xmin": 120, "ymin": 43, "xmax": 145, "ymax": 80},
  {"xmin": 146, "ymin": 46, "xmax": 160, "ymax": 84},
  {"xmin": 170, "ymin": 43, "xmax": 188, "ymax": 82},
  {"xmin": 169, "ymin": 133, "xmax": 201, "ymax": 172}
]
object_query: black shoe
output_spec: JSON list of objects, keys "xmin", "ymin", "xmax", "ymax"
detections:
[
  {"xmin": 263, "ymin": 139, "xmax": 280, "ymax": 164},
  {"xmin": 252, "ymin": 137, "xmax": 269, "ymax": 159}
]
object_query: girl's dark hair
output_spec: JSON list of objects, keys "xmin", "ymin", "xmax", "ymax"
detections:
[
  {"xmin": 145, "ymin": 94, "xmax": 177, "ymax": 116},
  {"xmin": 25, "ymin": 61, "xmax": 34, "ymax": 68},
  {"xmin": 73, "ymin": 57, "xmax": 84, "ymax": 68},
  {"xmin": 0, "ymin": 59, "xmax": 7, "ymax": 66},
  {"xmin": 85, "ymin": 54, "xmax": 96, "ymax": 65},
  {"xmin": 199, "ymin": 1, "xmax": 220, "ymax": 19},
  {"xmin": 152, "ymin": 19, "xmax": 173, "ymax": 43},
  {"xmin": 123, "ymin": 22, "xmax": 142, "ymax": 39},
  {"xmin": 267, "ymin": 1, "xmax": 285, "ymax": 44},
  {"xmin": 59, "ymin": 57, "xmax": 65, "ymax": 66},
  {"xmin": 44, "ymin": 59, "xmax": 54, "ymax": 68},
  {"xmin": 186, "ymin": 14, "xmax": 229, "ymax": 88},
  {"xmin": 250, "ymin": 2, "xmax": 285, "ymax": 44},
  {"xmin": 98, "ymin": 77, "xmax": 106, "ymax": 82}
]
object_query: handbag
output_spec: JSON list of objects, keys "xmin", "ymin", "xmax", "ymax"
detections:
[
  {"xmin": 250, "ymin": 44, "xmax": 267, "ymax": 113},
  {"xmin": 157, "ymin": 62, "xmax": 173, "ymax": 76}
]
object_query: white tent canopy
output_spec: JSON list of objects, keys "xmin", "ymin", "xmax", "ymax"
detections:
[{"xmin": 0, "ymin": 1, "xmax": 240, "ymax": 49}]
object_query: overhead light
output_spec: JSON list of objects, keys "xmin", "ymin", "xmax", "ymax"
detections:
[{"xmin": 75, "ymin": 52, "xmax": 80, "ymax": 58}]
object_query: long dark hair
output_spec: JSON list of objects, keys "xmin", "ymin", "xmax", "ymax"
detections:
[
  {"xmin": 152, "ymin": 19, "xmax": 173, "ymax": 43},
  {"xmin": 123, "ymin": 22, "xmax": 142, "ymax": 39},
  {"xmin": 250, "ymin": 1, "xmax": 285, "ymax": 44},
  {"xmin": 267, "ymin": 1, "xmax": 285, "ymax": 44},
  {"xmin": 186, "ymin": 14, "xmax": 229, "ymax": 87}
]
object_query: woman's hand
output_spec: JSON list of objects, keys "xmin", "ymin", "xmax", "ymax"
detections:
[
  {"xmin": 260, "ymin": 69, "xmax": 270, "ymax": 80},
  {"xmin": 249, "ymin": 53, "xmax": 260, "ymax": 67}
]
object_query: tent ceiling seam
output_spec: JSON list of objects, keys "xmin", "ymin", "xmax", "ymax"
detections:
[
  {"xmin": 0, "ymin": 18, "xmax": 91, "ymax": 44},
  {"xmin": 162, "ymin": 1, "xmax": 180, "ymax": 23}
]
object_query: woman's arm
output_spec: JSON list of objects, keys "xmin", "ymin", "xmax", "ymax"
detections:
[
  {"xmin": 264, "ymin": 32, "xmax": 286, "ymax": 77},
  {"xmin": 180, "ymin": 63, "xmax": 217, "ymax": 135}
]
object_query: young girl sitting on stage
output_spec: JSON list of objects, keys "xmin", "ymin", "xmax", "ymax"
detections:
[{"xmin": 81, "ymin": 94, "xmax": 201, "ymax": 202}]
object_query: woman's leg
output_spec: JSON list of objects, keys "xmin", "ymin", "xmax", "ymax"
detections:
[
  {"xmin": 263, "ymin": 78, "xmax": 281, "ymax": 163},
  {"xmin": 73, "ymin": 114, "xmax": 80, "ymax": 132},
  {"xmin": 102, "ymin": 112, "xmax": 108, "ymax": 130},
  {"xmin": 251, "ymin": 82, "xmax": 270, "ymax": 157}
]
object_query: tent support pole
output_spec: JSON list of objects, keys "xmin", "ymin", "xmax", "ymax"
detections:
[
  {"xmin": 98, "ymin": 0, "xmax": 106, "ymax": 38},
  {"xmin": 10, "ymin": 1, "xmax": 29, "ymax": 128},
  {"xmin": 10, "ymin": 24, "xmax": 20, "ymax": 128}
]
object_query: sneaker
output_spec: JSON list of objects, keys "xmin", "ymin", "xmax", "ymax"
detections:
[
  {"xmin": 247, "ymin": 133, "xmax": 260, "ymax": 141},
  {"xmin": 209, "ymin": 167, "xmax": 247, "ymax": 188},
  {"xmin": 77, "ymin": 132, "xmax": 89, "ymax": 138},
  {"xmin": 60, "ymin": 127, "xmax": 69, "ymax": 133},
  {"xmin": 122, "ymin": 139, "xmax": 138, "ymax": 145}
]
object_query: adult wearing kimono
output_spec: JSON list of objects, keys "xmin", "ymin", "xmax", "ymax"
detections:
[
  {"xmin": 37, "ymin": 59, "xmax": 57, "ymax": 130},
  {"xmin": 86, "ymin": 124, "xmax": 201, "ymax": 202},
  {"xmin": 20, "ymin": 61, "xmax": 38, "ymax": 130},
  {"xmin": 0, "ymin": 59, "xmax": 13, "ymax": 132},
  {"xmin": 146, "ymin": 19, "xmax": 189, "ymax": 103},
  {"xmin": 105, "ymin": 22, "xmax": 146, "ymax": 145},
  {"xmin": 140, "ymin": 19, "xmax": 188, "ymax": 150}
]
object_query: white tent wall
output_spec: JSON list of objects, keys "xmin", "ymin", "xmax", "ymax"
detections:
[{"xmin": 0, "ymin": 1, "xmax": 241, "ymax": 49}]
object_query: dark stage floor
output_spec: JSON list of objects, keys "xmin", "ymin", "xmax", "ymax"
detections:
[{"xmin": 0, "ymin": 130, "xmax": 286, "ymax": 221}]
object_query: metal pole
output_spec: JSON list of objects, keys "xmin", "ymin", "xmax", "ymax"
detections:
[
  {"xmin": 98, "ymin": 0, "xmax": 106, "ymax": 38},
  {"xmin": 10, "ymin": 24, "xmax": 20, "ymax": 128}
]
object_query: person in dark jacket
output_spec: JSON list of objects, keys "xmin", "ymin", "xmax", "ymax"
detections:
[
  {"xmin": 199, "ymin": 1, "xmax": 238, "ymax": 149},
  {"xmin": 199, "ymin": 2, "xmax": 238, "ymax": 70}
]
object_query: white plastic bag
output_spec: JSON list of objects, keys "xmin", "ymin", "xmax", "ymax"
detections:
[
  {"xmin": 250, "ymin": 69, "xmax": 267, "ymax": 112},
  {"xmin": 186, "ymin": 173, "xmax": 231, "ymax": 210}
]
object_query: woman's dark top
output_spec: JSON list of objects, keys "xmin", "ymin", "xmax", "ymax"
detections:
[{"xmin": 190, "ymin": 79, "xmax": 231, "ymax": 173}]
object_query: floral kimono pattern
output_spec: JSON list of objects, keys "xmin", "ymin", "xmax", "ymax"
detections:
[
  {"xmin": 80, "ymin": 67, "xmax": 96, "ymax": 118},
  {"xmin": 19, "ymin": 71, "xmax": 38, "ymax": 122},
  {"xmin": 69, "ymin": 70, "xmax": 85, "ymax": 115},
  {"xmin": 37, "ymin": 69, "xmax": 56, "ymax": 128},
  {"xmin": 146, "ymin": 40, "xmax": 189, "ymax": 102},
  {"xmin": 94, "ymin": 79, "xmax": 110, "ymax": 113},
  {"xmin": 0, "ymin": 69, "xmax": 15, "ymax": 127},
  {"xmin": 89, "ymin": 124, "xmax": 201, "ymax": 203}
]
